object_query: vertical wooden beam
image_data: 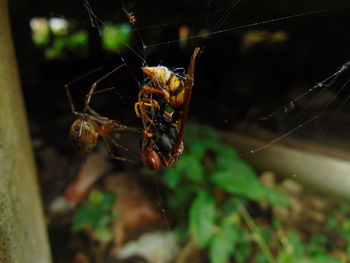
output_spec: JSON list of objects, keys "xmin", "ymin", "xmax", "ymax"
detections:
[{"xmin": 0, "ymin": 0, "xmax": 52, "ymax": 262}]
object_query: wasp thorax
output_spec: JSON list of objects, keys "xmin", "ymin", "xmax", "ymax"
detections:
[
  {"xmin": 70, "ymin": 118, "xmax": 99, "ymax": 154},
  {"xmin": 141, "ymin": 66, "xmax": 172, "ymax": 87}
]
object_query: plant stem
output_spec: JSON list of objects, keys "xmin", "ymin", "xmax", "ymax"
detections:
[
  {"xmin": 238, "ymin": 204, "xmax": 276, "ymax": 263},
  {"xmin": 175, "ymin": 237, "xmax": 197, "ymax": 263}
]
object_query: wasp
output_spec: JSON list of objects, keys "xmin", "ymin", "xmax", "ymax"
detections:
[
  {"xmin": 134, "ymin": 47, "xmax": 200, "ymax": 170},
  {"xmin": 65, "ymin": 65, "xmax": 140, "ymax": 162}
]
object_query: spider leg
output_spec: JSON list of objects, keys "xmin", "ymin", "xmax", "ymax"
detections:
[
  {"xmin": 84, "ymin": 64, "xmax": 126, "ymax": 113},
  {"xmin": 65, "ymin": 68, "xmax": 104, "ymax": 140},
  {"xmin": 101, "ymin": 136, "xmax": 137, "ymax": 163},
  {"xmin": 86, "ymin": 106, "xmax": 109, "ymax": 121},
  {"xmin": 107, "ymin": 134, "xmax": 129, "ymax": 152},
  {"xmin": 92, "ymin": 87, "xmax": 116, "ymax": 95},
  {"xmin": 85, "ymin": 106, "xmax": 141, "ymax": 134},
  {"xmin": 64, "ymin": 68, "xmax": 102, "ymax": 116},
  {"xmin": 112, "ymin": 124, "xmax": 142, "ymax": 134}
]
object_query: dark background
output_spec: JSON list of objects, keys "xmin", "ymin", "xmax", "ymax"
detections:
[
  {"xmin": 8, "ymin": 0, "xmax": 350, "ymax": 176},
  {"xmin": 9, "ymin": 0, "xmax": 350, "ymax": 140}
]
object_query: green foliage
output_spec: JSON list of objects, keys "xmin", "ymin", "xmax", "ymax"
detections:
[
  {"xmin": 67, "ymin": 122, "xmax": 348, "ymax": 262},
  {"xmin": 30, "ymin": 17, "xmax": 130, "ymax": 59},
  {"xmin": 102, "ymin": 23, "xmax": 131, "ymax": 51},
  {"xmin": 30, "ymin": 17, "xmax": 88, "ymax": 59},
  {"xmin": 163, "ymin": 123, "xmax": 287, "ymax": 205},
  {"xmin": 326, "ymin": 202, "xmax": 350, "ymax": 256},
  {"xmin": 31, "ymin": 18, "xmax": 50, "ymax": 46},
  {"xmin": 160, "ymin": 123, "xmax": 346, "ymax": 262},
  {"xmin": 161, "ymin": 122, "xmax": 289, "ymax": 263},
  {"xmin": 189, "ymin": 191, "xmax": 216, "ymax": 247},
  {"xmin": 44, "ymin": 30, "xmax": 88, "ymax": 59},
  {"xmin": 209, "ymin": 214, "xmax": 240, "ymax": 263},
  {"xmin": 275, "ymin": 230, "xmax": 341, "ymax": 263},
  {"xmin": 73, "ymin": 189, "xmax": 117, "ymax": 242}
]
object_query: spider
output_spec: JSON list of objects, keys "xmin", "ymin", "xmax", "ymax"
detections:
[
  {"xmin": 134, "ymin": 47, "xmax": 200, "ymax": 170},
  {"xmin": 65, "ymin": 64, "xmax": 140, "ymax": 163}
]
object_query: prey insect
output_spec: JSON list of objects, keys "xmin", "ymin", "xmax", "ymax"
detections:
[
  {"xmin": 65, "ymin": 64, "xmax": 140, "ymax": 163},
  {"xmin": 123, "ymin": 9, "xmax": 136, "ymax": 25},
  {"xmin": 121, "ymin": 0, "xmax": 137, "ymax": 25},
  {"xmin": 134, "ymin": 47, "xmax": 200, "ymax": 170}
]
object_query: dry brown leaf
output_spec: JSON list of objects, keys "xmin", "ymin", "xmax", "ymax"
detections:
[
  {"xmin": 70, "ymin": 252, "xmax": 89, "ymax": 263},
  {"xmin": 103, "ymin": 173, "xmax": 159, "ymax": 245},
  {"xmin": 65, "ymin": 154, "xmax": 110, "ymax": 204}
]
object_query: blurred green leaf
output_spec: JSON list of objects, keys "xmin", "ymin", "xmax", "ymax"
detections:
[
  {"xmin": 161, "ymin": 123, "xmax": 343, "ymax": 263},
  {"xmin": 73, "ymin": 203, "xmax": 99, "ymax": 230},
  {"xmin": 31, "ymin": 17, "xmax": 50, "ymax": 46},
  {"xmin": 190, "ymin": 191, "xmax": 216, "ymax": 247},
  {"xmin": 182, "ymin": 155, "xmax": 204, "ymax": 183},
  {"xmin": 342, "ymin": 218, "xmax": 350, "ymax": 232},
  {"xmin": 307, "ymin": 234, "xmax": 327, "ymax": 255},
  {"xmin": 263, "ymin": 187, "xmax": 289, "ymax": 206},
  {"xmin": 234, "ymin": 230, "xmax": 251, "ymax": 263},
  {"xmin": 102, "ymin": 23, "xmax": 131, "ymax": 51},
  {"xmin": 287, "ymin": 230, "xmax": 304, "ymax": 256},
  {"xmin": 346, "ymin": 244, "xmax": 350, "ymax": 255},
  {"xmin": 163, "ymin": 167, "xmax": 182, "ymax": 189},
  {"xmin": 275, "ymin": 250, "xmax": 295, "ymax": 263},
  {"xmin": 222, "ymin": 197, "xmax": 240, "ymax": 217},
  {"xmin": 68, "ymin": 31, "xmax": 88, "ymax": 47},
  {"xmin": 209, "ymin": 217, "xmax": 239, "ymax": 263},
  {"xmin": 311, "ymin": 255, "xmax": 341, "ymax": 263},
  {"xmin": 339, "ymin": 201, "xmax": 349, "ymax": 212},
  {"xmin": 258, "ymin": 226, "xmax": 272, "ymax": 244},
  {"xmin": 210, "ymin": 163, "xmax": 264, "ymax": 201},
  {"xmin": 176, "ymin": 223, "xmax": 189, "ymax": 242},
  {"xmin": 93, "ymin": 214, "xmax": 113, "ymax": 229},
  {"xmin": 89, "ymin": 189, "xmax": 104, "ymax": 205},
  {"xmin": 101, "ymin": 190, "xmax": 117, "ymax": 210},
  {"xmin": 95, "ymin": 227, "xmax": 113, "ymax": 243},
  {"xmin": 188, "ymin": 140, "xmax": 207, "ymax": 159},
  {"xmin": 208, "ymin": 142, "xmax": 238, "ymax": 162},
  {"xmin": 184, "ymin": 122, "xmax": 218, "ymax": 143},
  {"xmin": 72, "ymin": 189, "xmax": 117, "ymax": 237},
  {"xmin": 168, "ymin": 185, "xmax": 198, "ymax": 208},
  {"xmin": 44, "ymin": 37, "xmax": 66, "ymax": 59}
]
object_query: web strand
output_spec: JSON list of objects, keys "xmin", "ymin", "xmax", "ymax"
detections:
[
  {"xmin": 146, "ymin": 7, "xmax": 343, "ymax": 48},
  {"xmin": 81, "ymin": 0, "xmax": 350, "ymax": 161}
]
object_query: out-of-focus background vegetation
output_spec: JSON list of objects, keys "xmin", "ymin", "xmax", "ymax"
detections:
[{"xmin": 7, "ymin": 0, "xmax": 350, "ymax": 262}]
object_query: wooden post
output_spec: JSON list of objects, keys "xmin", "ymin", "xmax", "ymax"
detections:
[{"xmin": 0, "ymin": 0, "xmax": 52, "ymax": 262}]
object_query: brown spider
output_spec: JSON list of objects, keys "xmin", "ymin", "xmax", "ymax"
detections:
[{"xmin": 65, "ymin": 64, "xmax": 140, "ymax": 163}]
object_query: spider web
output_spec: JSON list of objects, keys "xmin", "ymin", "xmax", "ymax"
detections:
[
  {"xmin": 74, "ymin": 0, "xmax": 350, "ymax": 259},
  {"xmin": 77, "ymin": 0, "xmax": 350, "ymax": 239},
  {"xmin": 82, "ymin": 0, "xmax": 350, "ymax": 157}
]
